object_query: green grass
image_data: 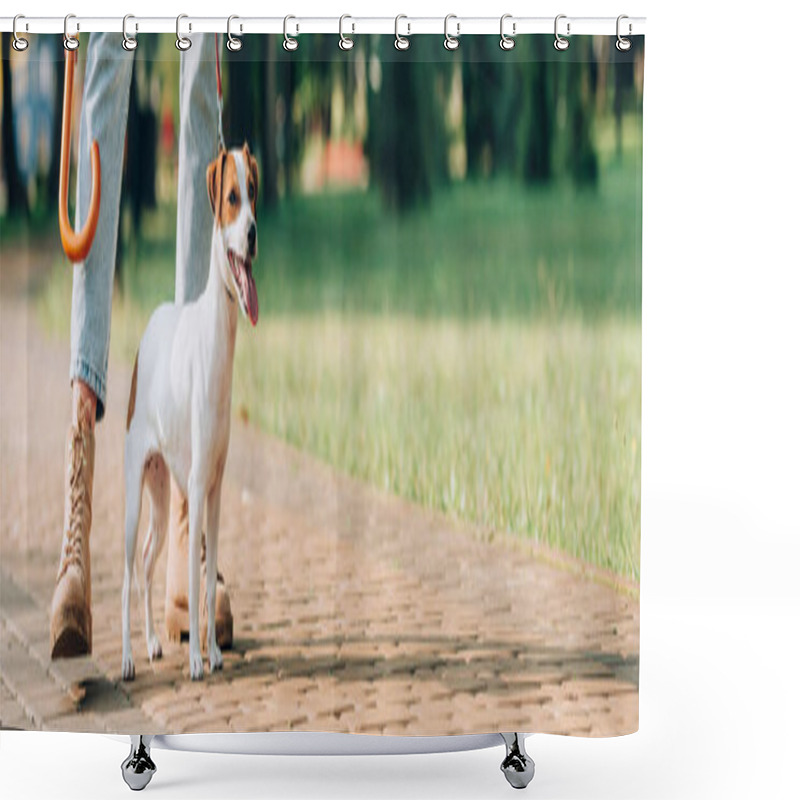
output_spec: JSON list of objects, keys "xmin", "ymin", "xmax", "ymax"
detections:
[
  {"xmin": 248, "ymin": 169, "xmax": 640, "ymax": 320},
  {"xmin": 233, "ymin": 314, "xmax": 641, "ymax": 579},
  {"xmin": 33, "ymin": 164, "xmax": 641, "ymax": 581}
]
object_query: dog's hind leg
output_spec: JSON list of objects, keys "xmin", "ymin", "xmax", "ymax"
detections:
[
  {"xmin": 142, "ymin": 454, "xmax": 169, "ymax": 662},
  {"xmin": 122, "ymin": 440, "xmax": 145, "ymax": 682}
]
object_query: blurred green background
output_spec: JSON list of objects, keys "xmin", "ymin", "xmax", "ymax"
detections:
[{"xmin": 2, "ymin": 33, "xmax": 643, "ymax": 579}]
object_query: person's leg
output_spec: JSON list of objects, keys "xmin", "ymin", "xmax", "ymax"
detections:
[
  {"xmin": 175, "ymin": 32, "xmax": 216, "ymax": 304},
  {"xmin": 166, "ymin": 33, "xmax": 234, "ymax": 649},
  {"xmin": 51, "ymin": 33, "xmax": 133, "ymax": 659},
  {"xmin": 69, "ymin": 33, "xmax": 133, "ymax": 423}
]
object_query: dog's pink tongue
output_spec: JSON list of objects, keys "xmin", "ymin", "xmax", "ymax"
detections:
[{"xmin": 246, "ymin": 270, "xmax": 259, "ymax": 326}]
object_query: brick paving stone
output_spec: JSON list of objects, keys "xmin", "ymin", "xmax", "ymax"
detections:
[
  {"xmin": 0, "ymin": 673, "xmax": 33, "ymax": 729},
  {"xmin": 1, "ymin": 250, "xmax": 638, "ymax": 737}
]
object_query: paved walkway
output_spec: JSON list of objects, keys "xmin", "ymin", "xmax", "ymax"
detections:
[{"xmin": 0, "ymin": 243, "xmax": 638, "ymax": 736}]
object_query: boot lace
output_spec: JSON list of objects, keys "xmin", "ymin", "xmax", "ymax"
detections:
[{"xmin": 57, "ymin": 427, "xmax": 90, "ymax": 580}]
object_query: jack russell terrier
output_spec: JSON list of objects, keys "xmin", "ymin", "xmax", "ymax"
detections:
[{"xmin": 122, "ymin": 145, "xmax": 259, "ymax": 681}]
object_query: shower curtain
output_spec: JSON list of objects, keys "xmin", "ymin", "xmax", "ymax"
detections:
[{"xmin": 0, "ymin": 28, "xmax": 643, "ymax": 737}]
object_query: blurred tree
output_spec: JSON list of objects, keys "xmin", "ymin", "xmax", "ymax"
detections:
[
  {"xmin": 518, "ymin": 41, "xmax": 555, "ymax": 184},
  {"xmin": 227, "ymin": 51, "xmax": 258, "ymax": 148},
  {"xmin": 124, "ymin": 56, "xmax": 158, "ymax": 236},
  {"xmin": 463, "ymin": 41, "xmax": 528, "ymax": 179},
  {"xmin": 462, "ymin": 38, "xmax": 498, "ymax": 177},
  {"xmin": 259, "ymin": 36, "xmax": 279, "ymax": 209},
  {"xmin": 565, "ymin": 40, "xmax": 598, "ymax": 187},
  {"xmin": 276, "ymin": 56, "xmax": 298, "ymax": 196},
  {"xmin": 1, "ymin": 34, "xmax": 29, "ymax": 216},
  {"xmin": 228, "ymin": 36, "xmax": 314, "ymax": 207},
  {"xmin": 295, "ymin": 36, "xmax": 336, "ymax": 148},
  {"xmin": 367, "ymin": 54, "xmax": 429, "ymax": 209},
  {"xmin": 420, "ymin": 42, "xmax": 454, "ymax": 189},
  {"xmin": 366, "ymin": 37, "xmax": 449, "ymax": 211},
  {"xmin": 116, "ymin": 47, "xmax": 158, "ymax": 284},
  {"xmin": 46, "ymin": 47, "xmax": 65, "ymax": 206},
  {"xmin": 613, "ymin": 54, "xmax": 636, "ymax": 158}
]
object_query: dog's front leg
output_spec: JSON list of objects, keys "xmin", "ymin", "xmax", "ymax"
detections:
[
  {"xmin": 187, "ymin": 475, "xmax": 206, "ymax": 681},
  {"xmin": 205, "ymin": 481, "xmax": 223, "ymax": 673}
]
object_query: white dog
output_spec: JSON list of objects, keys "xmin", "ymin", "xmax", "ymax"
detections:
[{"xmin": 122, "ymin": 145, "xmax": 259, "ymax": 681}]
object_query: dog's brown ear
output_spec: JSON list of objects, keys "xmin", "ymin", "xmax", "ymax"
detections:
[
  {"xmin": 242, "ymin": 141, "xmax": 259, "ymax": 216},
  {"xmin": 250, "ymin": 157, "xmax": 259, "ymax": 205},
  {"xmin": 206, "ymin": 150, "xmax": 225, "ymax": 221},
  {"xmin": 206, "ymin": 157, "xmax": 218, "ymax": 219}
]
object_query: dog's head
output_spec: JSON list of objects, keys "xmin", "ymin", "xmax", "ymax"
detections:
[{"xmin": 207, "ymin": 144, "xmax": 259, "ymax": 326}]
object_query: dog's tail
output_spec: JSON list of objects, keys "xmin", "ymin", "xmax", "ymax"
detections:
[{"xmin": 126, "ymin": 350, "xmax": 139, "ymax": 432}]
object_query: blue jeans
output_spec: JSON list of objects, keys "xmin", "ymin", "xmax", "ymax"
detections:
[{"xmin": 70, "ymin": 32, "xmax": 217, "ymax": 421}]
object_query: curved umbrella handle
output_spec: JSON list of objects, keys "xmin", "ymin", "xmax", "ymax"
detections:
[{"xmin": 59, "ymin": 48, "xmax": 101, "ymax": 263}]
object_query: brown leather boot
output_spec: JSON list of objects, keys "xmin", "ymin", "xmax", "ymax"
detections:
[
  {"xmin": 164, "ymin": 478, "xmax": 233, "ymax": 650},
  {"xmin": 50, "ymin": 417, "xmax": 95, "ymax": 658}
]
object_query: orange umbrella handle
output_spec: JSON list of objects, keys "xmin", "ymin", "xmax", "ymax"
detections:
[{"xmin": 59, "ymin": 48, "xmax": 101, "ymax": 263}]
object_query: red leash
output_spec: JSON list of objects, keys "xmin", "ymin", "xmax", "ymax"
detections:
[{"xmin": 214, "ymin": 32, "xmax": 226, "ymax": 150}]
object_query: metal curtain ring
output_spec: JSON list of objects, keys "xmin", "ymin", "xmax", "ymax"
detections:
[
  {"xmin": 64, "ymin": 14, "xmax": 79, "ymax": 51},
  {"xmin": 122, "ymin": 15, "xmax": 138, "ymax": 51},
  {"xmin": 500, "ymin": 14, "xmax": 516, "ymax": 51},
  {"xmin": 339, "ymin": 14, "xmax": 354, "ymax": 50},
  {"xmin": 227, "ymin": 15, "xmax": 242, "ymax": 51},
  {"xmin": 616, "ymin": 14, "xmax": 632, "ymax": 51},
  {"xmin": 444, "ymin": 14, "xmax": 460, "ymax": 51},
  {"xmin": 176, "ymin": 14, "xmax": 192, "ymax": 51},
  {"xmin": 554, "ymin": 14, "xmax": 570, "ymax": 51},
  {"xmin": 12, "ymin": 15, "xmax": 29, "ymax": 51},
  {"xmin": 283, "ymin": 15, "xmax": 298, "ymax": 51},
  {"xmin": 395, "ymin": 14, "xmax": 410, "ymax": 51}
]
